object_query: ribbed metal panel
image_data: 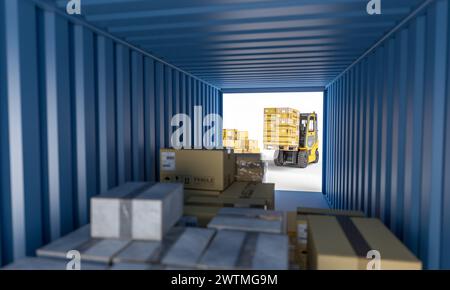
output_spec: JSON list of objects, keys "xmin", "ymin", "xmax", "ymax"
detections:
[
  {"xmin": 47, "ymin": 0, "xmax": 424, "ymax": 90},
  {"xmin": 0, "ymin": 0, "xmax": 221, "ymax": 266},
  {"xmin": 324, "ymin": 0, "xmax": 450, "ymax": 269}
]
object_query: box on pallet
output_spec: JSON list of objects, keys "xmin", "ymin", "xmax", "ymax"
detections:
[
  {"xmin": 91, "ymin": 182, "xmax": 183, "ymax": 240},
  {"xmin": 160, "ymin": 149, "xmax": 235, "ymax": 191},
  {"xmin": 235, "ymin": 153, "xmax": 266, "ymax": 182},
  {"xmin": 307, "ymin": 215, "xmax": 422, "ymax": 270},
  {"xmin": 207, "ymin": 207, "xmax": 285, "ymax": 234},
  {"xmin": 185, "ymin": 182, "xmax": 275, "ymax": 210}
]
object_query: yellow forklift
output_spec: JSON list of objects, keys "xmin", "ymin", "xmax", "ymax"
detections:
[{"xmin": 264, "ymin": 109, "xmax": 319, "ymax": 168}]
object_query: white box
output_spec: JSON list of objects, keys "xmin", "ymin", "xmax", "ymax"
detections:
[{"xmin": 91, "ymin": 182, "xmax": 183, "ymax": 240}]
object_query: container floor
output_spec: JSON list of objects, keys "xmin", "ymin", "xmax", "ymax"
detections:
[{"xmin": 275, "ymin": 190, "xmax": 329, "ymax": 212}]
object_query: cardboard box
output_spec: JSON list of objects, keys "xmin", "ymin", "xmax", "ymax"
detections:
[
  {"xmin": 307, "ymin": 215, "xmax": 422, "ymax": 270},
  {"xmin": 160, "ymin": 149, "xmax": 235, "ymax": 191},
  {"xmin": 186, "ymin": 195, "xmax": 268, "ymax": 209},
  {"xmin": 207, "ymin": 207, "xmax": 284, "ymax": 234},
  {"xmin": 297, "ymin": 207, "xmax": 365, "ymax": 240},
  {"xmin": 91, "ymin": 182, "xmax": 183, "ymax": 240},
  {"xmin": 221, "ymin": 182, "xmax": 275, "ymax": 209}
]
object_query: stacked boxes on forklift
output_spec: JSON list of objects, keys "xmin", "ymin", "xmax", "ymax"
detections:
[{"xmin": 264, "ymin": 108, "xmax": 300, "ymax": 150}]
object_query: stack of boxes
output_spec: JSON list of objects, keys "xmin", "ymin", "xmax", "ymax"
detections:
[
  {"xmin": 160, "ymin": 149, "xmax": 272, "ymax": 227},
  {"xmin": 263, "ymin": 108, "xmax": 300, "ymax": 150},
  {"xmin": 222, "ymin": 129, "xmax": 260, "ymax": 153}
]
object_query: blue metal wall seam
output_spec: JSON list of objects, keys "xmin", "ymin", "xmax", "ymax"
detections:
[
  {"xmin": 322, "ymin": 88, "xmax": 328, "ymax": 194},
  {"xmin": 357, "ymin": 58, "xmax": 367, "ymax": 212},
  {"xmin": 390, "ymin": 28, "xmax": 411, "ymax": 240},
  {"xmin": 144, "ymin": 57, "xmax": 156, "ymax": 182},
  {"xmin": 364, "ymin": 53, "xmax": 375, "ymax": 216},
  {"xmin": 173, "ymin": 69, "xmax": 180, "ymax": 116},
  {"xmin": 0, "ymin": 0, "xmax": 8, "ymax": 266},
  {"xmin": 154, "ymin": 62, "xmax": 165, "ymax": 180},
  {"xmin": 43, "ymin": 10, "xmax": 75, "ymax": 238},
  {"xmin": 344, "ymin": 70, "xmax": 350, "ymax": 209},
  {"xmin": 4, "ymin": 0, "xmax": 43, "ymax": 258},
  {"xmin": 371, "ymin": 48, "xmax": 383, "ymax": 217},
  {"xmin": 337, "ymin": 77, "xmax": 343, "ymax": 209},
  {"xmin": 164, "ymin": 66, "xmax": 173, "ymax": 147},
  {"xmin": 442, "ymin": 3, "xmax": 450, "ymax": 267},
  {"xmin": 403, "ymin": 15, "xmax": 426, "ymax": 255},
  {"xmin": 96, "ymin": 35, "xmax": 117, "ymax": 192},
  {"xmin": 352, "ymin": 62, "xmax": 360, "ymax": 210},
  {"xmin": 131, "ymin": 51, "xmax": 145, "ymax": 181},
  {"xmin": 180, "ymin": 73, "xmax": 186, "ymax": 115},
  {"xmin": 349, "ymin": 66, "xmax": 356, "ymax": 209},
  {"xmin": 426, "ymin": 0, "xmax": 448, "ymax": 269},
  {"xmin": 73, "ymin": 24, "xmax": 97, "ymax": 227},
  {"xmin": 379, "ymin": 38, "xmax": 395, "ymax": 224},
  {"xmin": 115, "ymin": 44, "xmax": 132, "ymax": 184}
]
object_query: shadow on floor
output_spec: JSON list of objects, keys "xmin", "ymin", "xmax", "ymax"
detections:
[{"xmin": 275, "ymin": 190, "xmax": 329, "ymax": 211}]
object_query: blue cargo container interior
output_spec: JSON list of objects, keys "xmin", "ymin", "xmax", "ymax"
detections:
[{"xmin": 0, "ymin": 0, "xmax": 449, "ymax": 269}]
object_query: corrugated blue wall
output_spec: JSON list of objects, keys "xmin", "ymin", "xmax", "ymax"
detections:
[
  {"xmin": 0, "ymin": 0, "xmax": 221, "ymax": 266},
  {"xmin": 324, "ymin": 0, "xmax": 450, "ymax": 269}
]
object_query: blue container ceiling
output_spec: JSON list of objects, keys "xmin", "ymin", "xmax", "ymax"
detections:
[{"xmin": 49, "ymin": 0, "xmax": 426, "ymax": 90}]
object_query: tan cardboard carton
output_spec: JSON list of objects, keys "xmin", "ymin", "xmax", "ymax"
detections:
[
  {"xmin": 186, "ymin": 195, "xmax": 268, "ymax": 209},
  {"xmin": 160, "ymin": 149, "xmax": 235, "ymax": 191},
  {"xmin": 297, "ymin": 207, "xmax": 365, "ymax": 240},
  {"xmin": 307, "ymin": 215, "xmax": 422, "ymax": 270},
  {"xmin": 221, "ymin": 182, "xmax": 274, "ymax": 207}
]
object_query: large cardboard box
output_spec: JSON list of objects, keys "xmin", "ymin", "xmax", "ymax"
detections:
[
  {"xmin": 207, "ymin": 207, "xmax": 285, "ymax": 234},
  {"xmin": 307, "ymin": 215, "xmax": 422, "ymax": 270},
  {"xmin": 297, "ymin": 207, "xmax": 365, "ymax": 240},
  {"xmin": 221, "ymin": 182, "xmax": 275, "ymax": 209},
  {"xmin": 160, "ymin": 149, "xmax": 235, "ymax": 191},
  {"xmin": 91, "ymin": 182, "xmax": 183, "ymax": 240}
]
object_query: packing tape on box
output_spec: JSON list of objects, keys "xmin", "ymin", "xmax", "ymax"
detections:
[
  {"xmin": 335, "ymin": 216, "xmax": 372, "ymax": 258},
  {"xmin": 119, "ymin": 183, "xmax": 155, "ymax": 238}
]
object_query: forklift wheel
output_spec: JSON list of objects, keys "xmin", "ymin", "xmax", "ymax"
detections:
[
  {"xmin": 297, "ymin": 151, "xmax": 308, "ymax": 168},
  {"xmin": 314, "ymin": 150, "xmax": 319, "ymax": 163},
  {"xmin": 274, "ymin": 150, "xmax": 283, "ymax": 166}
]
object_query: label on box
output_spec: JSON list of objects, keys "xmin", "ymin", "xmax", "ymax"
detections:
[
  {"xmin": 193, "ymin": 176, "xmax": 215, "ymax": 186},
  {"xmin": 161, "ymin": 152, "xmax": 176, "ymax": 171}
]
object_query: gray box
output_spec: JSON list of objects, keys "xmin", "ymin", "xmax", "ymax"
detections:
[
  {"xmin": 91, "ymin": 182, "xmax": 183, "ymax": 240},
  {"xmin": 207, "ymin": 208, "xmax": 284, "ymax": 234}
]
